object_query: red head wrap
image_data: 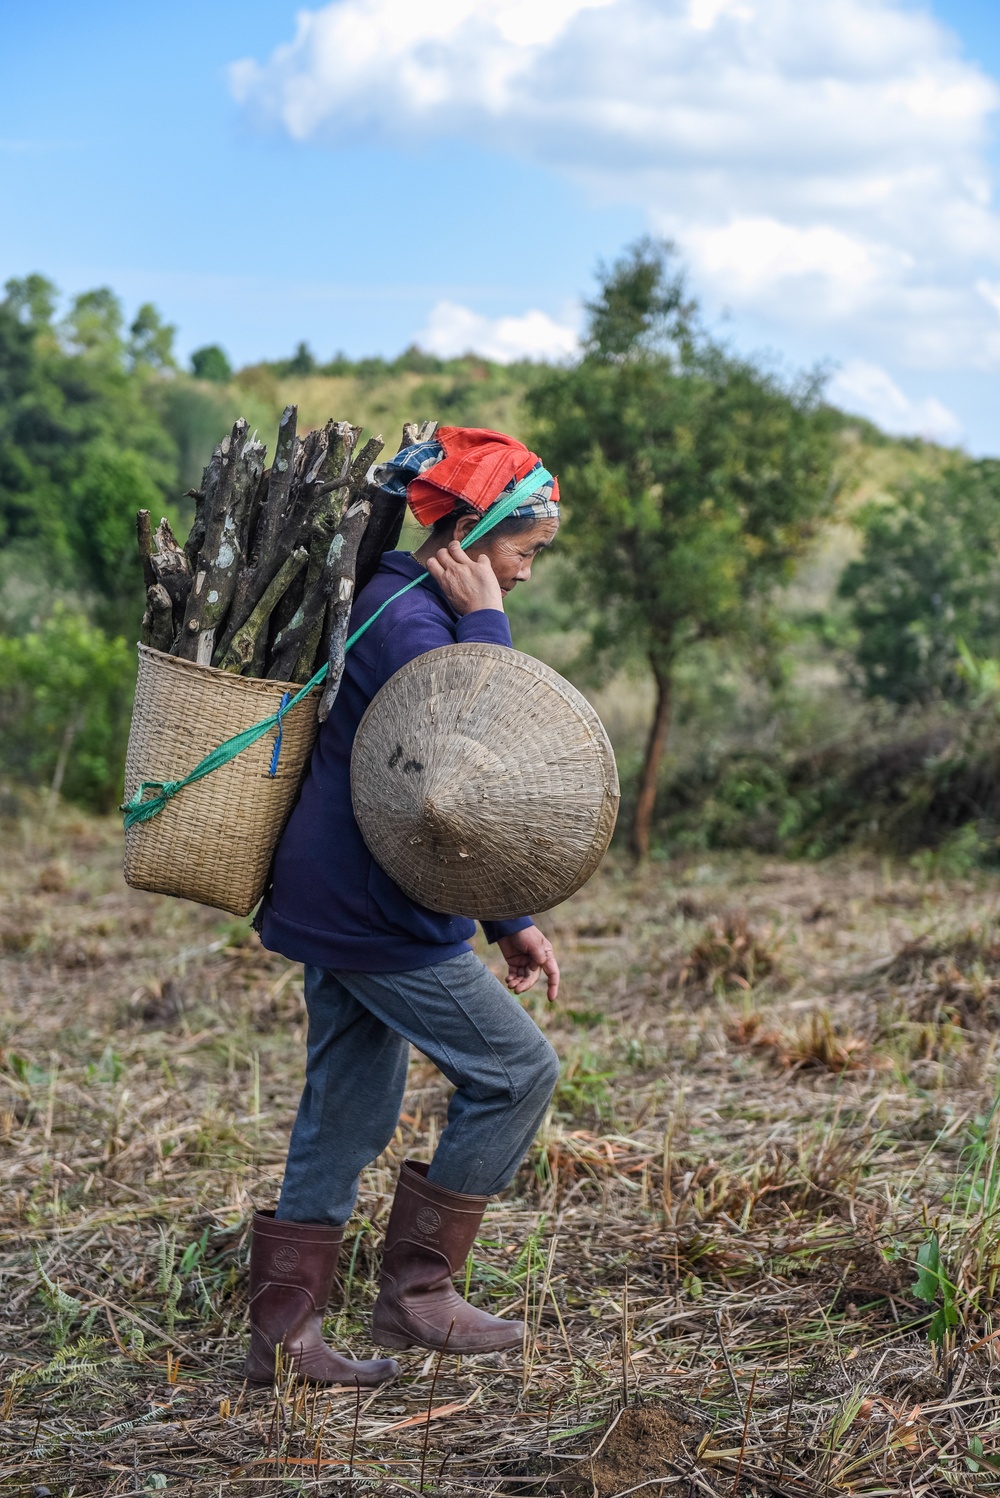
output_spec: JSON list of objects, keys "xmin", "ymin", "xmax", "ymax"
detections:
[{"xmin": 406, "ymin": 426, "xmax": 559, "ymax": 527}]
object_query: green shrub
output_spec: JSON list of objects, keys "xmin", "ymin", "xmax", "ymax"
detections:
[
  {"xmin": 0, "ymin": 609, "xmax": 134, "ymax": 811},
  {"xmin": 653, "ymin": 711, "xmax": 1000, "ymax": 865},
  {"xmin": 840, "ymin": 460, "xmax": 1000, "ymax": 704}
]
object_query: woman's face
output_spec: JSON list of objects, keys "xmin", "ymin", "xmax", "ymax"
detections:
[{"xmin": 457, "ymin": 515, "xmax": 560, "ymax": 598}]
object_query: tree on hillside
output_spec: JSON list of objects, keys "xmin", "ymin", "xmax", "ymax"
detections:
[
  {"xmin": 190, "ymin": 344, "xmax": 232, "ymax": 383},
  {"xmin": 840, "ymin": 460, "xmax": 1000, "ymax": 705},
  {"xmin": 285, "ymin": 340, "xmax": 317, "ymax": 376},
  {"xmin": 0, "ymin": 275, "xmax": 179, "ymax": 631},
  {"xmin": 128, "ymin": 303, "xmax": 177, "ymax": 373},
  {"xmin": 528, "ymin": 240, "xmax": 841, "ymax": 859}
]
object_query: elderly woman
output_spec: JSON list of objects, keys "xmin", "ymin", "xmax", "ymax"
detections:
[{"xmin": 247, "ymin": 428, "xmax": 562, "ymax": 1386}]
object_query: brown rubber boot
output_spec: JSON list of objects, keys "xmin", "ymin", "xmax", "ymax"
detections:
[
  {"xmin": 244, "ymin": 1211, "xmax": 400, "ymax": 1386},
  {"xmin": 372, "ymin": 1161, "xmax": 523, "ymax": 1353}
]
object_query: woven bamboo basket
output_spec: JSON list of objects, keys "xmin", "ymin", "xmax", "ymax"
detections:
[
  {"xmin": 352, "ymin": 643, "xmax": 620, "ymax": 920},
  {"xmin": 122, "ymin": 645, "xmax": 320, "ymax": 916}
]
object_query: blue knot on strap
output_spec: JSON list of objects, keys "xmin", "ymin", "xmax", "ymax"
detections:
[{"xmin": 269, "ymin": 691, "xmax": 292, "ymax": 777}]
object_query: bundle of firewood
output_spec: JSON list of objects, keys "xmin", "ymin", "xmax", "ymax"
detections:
[{"xmin": 137, "ymin": 409, "xmax": 436, "ymax": 720}]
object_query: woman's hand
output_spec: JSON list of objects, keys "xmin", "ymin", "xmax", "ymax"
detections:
[
  {"xmin": 426, "ymin": 541, "xmax": 504, "ymax": 615},
  {"xmin": 498, "ymin": 927, "xmax": 560, "ymax": 1002}
]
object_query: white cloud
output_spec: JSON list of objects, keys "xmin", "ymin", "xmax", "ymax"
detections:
[
  {"xmin": 827, "ymin": 359, "xmax": 962, "ymax": 443},
  {"xmin": 416, "ymin": 300, "xmax": 579, "ymax": 362},
  {"xmin": 688, "ymin": 217, "xmax": 908, "ymax": 311},
  {"xmin": 229, "ymin": 0, "xmax": 617, "ymax": 139},
  {"xmin": 977, "ymin": 278, "xmax": 1000, "ymax": 319},
  {"xmin": 687, "ymin": 0, "xmax": 754, "ymax": 31},
  {"xmin": 230, "ymin": 0, "xmax": 1000, "ymax": 422}
]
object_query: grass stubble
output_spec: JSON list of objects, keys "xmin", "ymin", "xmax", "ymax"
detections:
[{"xmin": 3, "ymin": 804, "xmax": 1000, "ymax": 1494}]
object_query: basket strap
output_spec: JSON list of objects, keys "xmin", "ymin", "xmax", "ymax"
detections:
[{"xmin": 121, "ymin": 468, "xmax": 553, "ymax": 829}]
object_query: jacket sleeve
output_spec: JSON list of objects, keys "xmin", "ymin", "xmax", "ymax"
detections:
[
  {"xmin": 376, "ymin": 606, "xmax": 535, "ymax": 943},
  {"xmin": 481, "ymin": 915, "xmax": 533, "ymax": 943},
  {"xmin": 375, "ymin": 607, "xmax": 513, "ymax": 688}
]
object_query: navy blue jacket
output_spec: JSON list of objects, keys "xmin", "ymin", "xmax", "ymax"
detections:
[{"xmin": 259, "ymin": 551, "xmax": 532, "ymax": 971}]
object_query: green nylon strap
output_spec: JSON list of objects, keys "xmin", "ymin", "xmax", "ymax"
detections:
[{"xmin": 121, "ymin": 467, "xmax": 553, "ymax": 828}]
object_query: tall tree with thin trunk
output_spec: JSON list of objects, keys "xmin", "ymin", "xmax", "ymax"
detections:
[{"xmin": 529, "ymin": 239, "xmax": 841, "ymax": 859}]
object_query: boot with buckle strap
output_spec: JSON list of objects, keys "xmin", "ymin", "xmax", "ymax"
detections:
[
  {"xmin": 372, "ymin": 1161, "xmax": 523, "ymax": 1353},
  {"xmin": 244, "ymin": 1210, "xmax": 400, "ymax": 1385}
]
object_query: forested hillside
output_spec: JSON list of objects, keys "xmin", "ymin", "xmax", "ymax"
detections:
[
  {"xmin": 0, "ymin": 275, "xmax": 544, "ymax": 810},
  {"xmin": 3, "ymin": 260, "xmax": 999, "ymax": 866}
]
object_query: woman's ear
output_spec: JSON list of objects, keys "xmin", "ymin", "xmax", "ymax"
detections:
[{"xmin": 452, "ymin": 513, "xmax": 479, "ymax": 544}]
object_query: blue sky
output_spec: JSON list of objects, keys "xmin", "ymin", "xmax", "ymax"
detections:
[{"xmin": 2, "ymin": 0, "xmax": 999, "ymax": 451}]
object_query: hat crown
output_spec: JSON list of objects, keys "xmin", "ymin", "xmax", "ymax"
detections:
[{"xmin": 351, "ymin": 644, "xmax": 619, "ymax": 920}]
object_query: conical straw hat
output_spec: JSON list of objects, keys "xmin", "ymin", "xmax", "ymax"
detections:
[{"xmin": 351, "ymin": 642, "xmax": 620, "ymax": 920}]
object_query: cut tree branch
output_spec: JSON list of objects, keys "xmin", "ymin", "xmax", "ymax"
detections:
[
  {"xmin": 140, "ymin": 583, "xmax": 174, "ymax": 653},
  {"xmin": 216, "ymin": 548, "xmax": 308, "ymax": 675},
  {"xmin": 177, "ymin": 419, "xmax": 265, "ymax": 665}
]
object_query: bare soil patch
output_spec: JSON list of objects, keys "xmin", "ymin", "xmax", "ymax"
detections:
[{"xmin": 574, "ymin": 1403, "xmax": 702, "ymax": 1496}]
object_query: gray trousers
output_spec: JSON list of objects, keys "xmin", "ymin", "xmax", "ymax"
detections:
[{"xmin": 276, "ymin": 951, "xmax": 560, "ymax": 1225}]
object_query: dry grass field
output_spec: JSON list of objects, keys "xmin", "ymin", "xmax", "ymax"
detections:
[{"xmin": 3, "ymin": 803, "xmax": 1000, "ymax": 1495}]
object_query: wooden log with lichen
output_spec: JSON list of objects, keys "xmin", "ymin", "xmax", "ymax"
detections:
[
  {"xmin": 315, "ymin": 421, "xmax": 440, "ymax": 718},
  {"xmin": 270, "ymin": 433, "xmax": 386, "ymax": 684},
  {"xmin": 177, "ymin": 419, "xmax": 265, "ymax": 665},
  {"xmin": 216, "ymin": 414, "xmax": 356, "ymax": 671},
  {"xmin": 266, "ymin": 495, "xmax": 342, "ymax": 683},
  {"xmin": 140, "ymin": 583, "xmax": 174, "ymax": 653},
  {"xmin": 316, "ymin": 493, "xmax": 374, "ymax": 721},
  {"xmin": 149, "ymin": 520, "xmax": 191, "ymax": 633},
  {"xmin": 136, "ymin": 510, "xmax": 156, "ymax": 591},
  {"xmin": 136, "ymin": 408, "xmax": 435, "ymax": 699},
  {"xmin": 216, "ymin": 548, "xmax": 308, "ymax": 675},
  {"xmin": 221, "ymin": 404, "xmax": 298, "ymax": 648},
  {"xmin": 263, "ymin": 424, "xmax": 349, "ymax": 642},
  {"xmin": 136, "ymin": 512, "xmax": 192, "ymax": 649}
]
